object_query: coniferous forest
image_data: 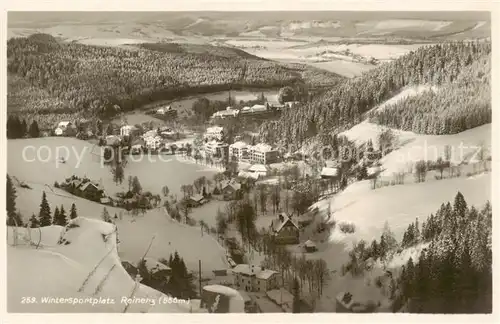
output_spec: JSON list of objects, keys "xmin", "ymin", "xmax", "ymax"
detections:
[
  {"xmin": 395, "ymin": 193, "xmax": 492, "ymax": 313},
  {"xmin": 7, "ymin": 33, "xmax": 341, "ymax": 128},
  {"xmin": 259, "ymin": 42, "xmax": 491, "ymax": 146}
]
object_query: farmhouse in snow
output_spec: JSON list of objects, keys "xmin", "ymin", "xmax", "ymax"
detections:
[
  {"xmin": 269, "ymin": 214, "xmax": 300, "ymax": 245},
  {"xmin": 304, "ymin": 240, "xmax": 318, "ymax": 253},
  {"xmin": 231, "ymin": 264, "xmax": 280, "ymax": 292},
  {"xmin": 187, "ymin": 194, "xmax": 207, "ymax": 207},
  {"xmin": 220, "ymin": 180, "xmax": 242, "ymax": 200}
]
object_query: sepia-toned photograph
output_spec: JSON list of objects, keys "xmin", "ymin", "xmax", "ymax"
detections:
[{"xmin": 4, "ymin": 4, "xmax": 493, "ymax": 315}]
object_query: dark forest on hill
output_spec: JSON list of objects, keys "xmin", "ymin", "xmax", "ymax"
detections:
[
  {"xmin": 259, "ymin": 42, "xmax": 491, "ymax": 147},
  {"xmin": 7, "ymin": 33, "xmax": 341, "ymax": 127}
]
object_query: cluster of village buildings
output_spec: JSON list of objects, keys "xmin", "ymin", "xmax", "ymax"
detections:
[
  {"xmin": 203, "ymin": 125, "xmax": 279, "ymax": 165},
  {"xmin": 210, "ymin": 102, "xmax": 299, "ymax": 120}
]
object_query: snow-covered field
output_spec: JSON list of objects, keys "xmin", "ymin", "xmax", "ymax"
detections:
[
  {"xmin": 312, "ymin": 173, "xmax": 490, "ymax": 244},
  {"xmin": 7, "ymin": 218, "xmax": 204, "ymax": 313},
  {"xmin": 370, "ymin": 19, "xmax": 452, "ymax": 31},
  {"xmin": 317, "ymin": 122, "xmax": 493, "ymax": 242},
  {"xmin": 237, "ymin": 41, "xmax": 425, "ymax": 61},
  {"xmin": 10, "ymin": 180, "xmax": 228, "ymax": 273},
  {"xmin": 309, "ymin": 61, "xmax": 374, "ymax": 78},
  {"xmin": 372, "ymin": 85, "xmax": 439, "ymax": 112},
  {"xmin": 7, "ymin": 137, "xmax": 217, "ymax": 197},
  {"xmin": 8, "ymin": 138, "xmax": 229, "ymax": 274}
]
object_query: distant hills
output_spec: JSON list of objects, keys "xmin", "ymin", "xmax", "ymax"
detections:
[{"xmin": 8, "ymin": 11, "xmax": 491, "ymax": 40}]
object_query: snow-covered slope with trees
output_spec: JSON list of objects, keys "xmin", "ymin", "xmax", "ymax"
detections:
[{"xmin": 7, "ymin": 217, "xmax": 203, "ymax": 313}]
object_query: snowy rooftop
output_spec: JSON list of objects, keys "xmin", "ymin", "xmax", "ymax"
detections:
[
  {"xmin": 250, "ymin": 143, "xmax": 274, "ymax": 153},
  {"xmin": 221, "ymin": 180, "xmax": 242, "ymax": 191},
  {"xmin": 321, "ymin": 167, "xmax": 339, "ymax": 177},
  {"xmin": 206, "ymin": 140, "xmax": 228, "ymax": 147},
  {"xmin": 256, "ymin": 269, "xmax": 278, "ymax": 280},
  {"xmin": 207, "ymin": 126, "xmax": 224, "ymax": 133},
  {"xmin": 141, "ymin": 257, "xmax": 171, "ymax": 274},
  {"xmin": 232, "ymin": 264, "xmax": 277, "ymax": 279},
  {"xmin": 190, "ymin": 194, "xmax": 205, "ymax": 202},
  {"xmin": 238, "ymin": 171, "xmax": 260, "ymax": 180},
  {"xmin": 304, "ymin": 240, "xmax": 316, "ymax": 247},
  {"xmin": 79, "ymin": 181, "xmax": 101, "ymax": 192},
  {"xmin": 251, "ymin": 104, "xmax": 267, "ymax": 111},
  {"xmin": 248, "ymin": 164, "xmax": 270, "ymax": 173},
  {"xmin": 213, "ymin": 108, "xmax": 239, "ymax": 118},
  {"xmin": 203, "ymin": 285, "xmax": 243, "ymax": 299},
  {"xmin": 367, "ymin": 166, "xmax": 382, "ymax": 176},
  {"xmin": 270, "ymin": 215, "xmax": 299, "ymax": 233}
]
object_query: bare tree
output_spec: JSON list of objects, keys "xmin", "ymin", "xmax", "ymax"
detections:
[
  {"xmin": 436, "ymin": 157, "xmax": 445, "ymax": 179},
  {"xmin": 477, "ymin": 141, "xmax": 486, "ymax": 171},
  {"xmin": 371, "ymin": 174, "xmax": 379, "ymax": 190},
  {"xmin": 444, "ymin": 145, "xmax": 452, "ymax": 176},
  {"xmin": 414, "ymin": 160, "xmax": 427, "ymax": 183}
]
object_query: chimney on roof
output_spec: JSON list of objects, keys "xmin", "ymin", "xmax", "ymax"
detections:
[{"xmin": 278, "ymin": 214, "xmax": 284, "ymax": 223}]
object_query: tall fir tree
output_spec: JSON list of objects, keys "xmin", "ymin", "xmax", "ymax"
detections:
[
  {"xmin": 29, "ymin": 214, "xmax": 39, "ymax": 228},
  {"xmin": 29, "ymin": 120, "xmax": 40, "ymax": 138},
  {"xmin": 52, "ymin": 206, "xmax": 60, "ymax": 225},
  {"xmin": 6, "ymin": 175, "xmax": 23, "ymax": 226},
  {"xmin": 20, "ymin": 119, "xmax": 28, "ymax": 137},
  {"xmin": 53, "ymin": 205, "xmax": 67, "ymax": 226},
  {"xmin": 454, "ymin": 191, "xmax": 468, "ymax": 218},
  {"xmin": 38, "ymin": 191, "xmax": 52, "ymax": 227},
  {"xmin": 7, "ymin": 115, "xmax": 22, "ymax": 139}
]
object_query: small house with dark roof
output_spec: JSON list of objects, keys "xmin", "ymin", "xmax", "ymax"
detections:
[
  {"xmin": 304, "ymin": 240, "xmax": 317, "ymax": 253},
  {"xmin": 187, "ymin": 194, "xmax": 206, "ymax": 207},
  {"xmin": 220, "ymin": 180, "xmax": 242, "ymax": 200},
  {"xmin": 270, "ymin": 214, "xmax": 300, "ymax": 245},
  {"xmin": 77, "ymin": 180, "xmax": 105, "ymax": 202}
]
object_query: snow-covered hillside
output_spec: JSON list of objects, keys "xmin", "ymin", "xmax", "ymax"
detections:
[
  {"xmin": 10, "ymin": 182, "xmax": 228, "ymax": 274},
  {"xmin": 340, "ymin": 122, "xmax": 491, "ymax": 176},
  {"xmin": 8, "ymin": 138, "xmax": 229, "ymax": 274},
  {"xmin": 7, "ymin": 218, "xmax": 204, "ymax": 313},
  {"xmin": 312, "ymin": 172, "xmax": 490, "ymax": 244}
]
